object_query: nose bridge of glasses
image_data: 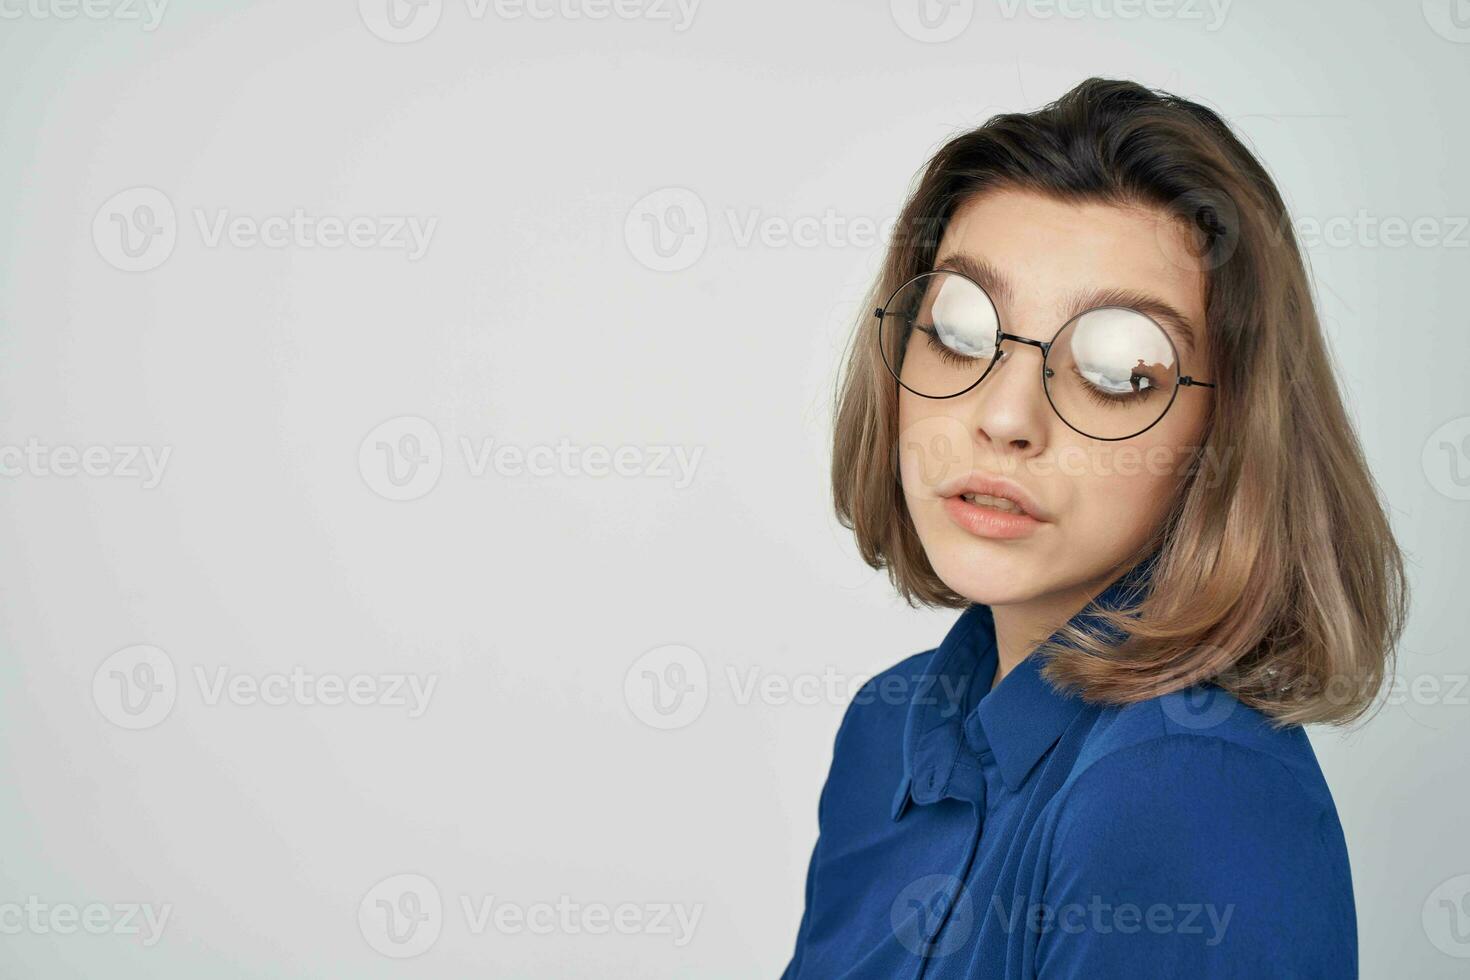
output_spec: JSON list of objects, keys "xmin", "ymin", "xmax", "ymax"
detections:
[
  {"xmin": 996, "ymin": 331, "xmax": 1050, "ymax": 358},
  {"xmin": 976, "ymin": 336, "xmax": 1050, "ymax": 407},
  {"xmin": 962, "ymin": 337, "xmax": 1054, "ymax": 446}
]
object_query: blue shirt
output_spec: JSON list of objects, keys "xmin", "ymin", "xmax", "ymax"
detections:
[{"xmin": 780, "ymin": 572, "xmax": 1356, "ymax": 979}]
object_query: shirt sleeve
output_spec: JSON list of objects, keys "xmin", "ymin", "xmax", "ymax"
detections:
[
  {"xmin": 778, "ymin": 684, "xmax": 863, "ymax": 980},
  {"xmin": 779, "ymin": 814, "xmax": 821, "ymax": 980},
  {"xmin": 1037, "ymin": 734, "xmax": 1357, "ymax": 979}
]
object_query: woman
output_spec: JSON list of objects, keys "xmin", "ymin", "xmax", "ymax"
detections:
[{"xmin": 780, "ymin": 78, "xmax": 1406, "ymax": 979}]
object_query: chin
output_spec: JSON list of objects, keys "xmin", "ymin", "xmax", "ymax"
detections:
[{"xmin": 925, "ymin": 536, "xmax": 1056, "ymax": 607}]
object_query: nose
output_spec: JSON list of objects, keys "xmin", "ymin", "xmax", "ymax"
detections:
[{"xmin": 961, "ymin": 339, "xmax": 1052, "ymax": 457}]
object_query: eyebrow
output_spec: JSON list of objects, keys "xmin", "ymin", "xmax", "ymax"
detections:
[{"xmin": 933, "ymin": 252, "xmax": 1200, "ymax": 355}]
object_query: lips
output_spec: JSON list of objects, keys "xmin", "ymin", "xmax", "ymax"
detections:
[
  {"xmin": 958, "ymin": 491, "xmax": 1026, "ymax": 515},
  {"xmin": 934, "ymin": 472, "xmax": 1051, "ymax": 522},
  {"xmin": 942, "ymin": 495, "xmax": 1042, "ymax": 540}
]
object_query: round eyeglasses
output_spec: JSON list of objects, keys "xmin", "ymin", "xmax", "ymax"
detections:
[{"xmin": 876, "ymin": 269, "xmax": 1215, "ymax": 441}]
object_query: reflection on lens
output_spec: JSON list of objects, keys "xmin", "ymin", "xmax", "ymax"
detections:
[
  {"xmin": 877, "ymin": 273, "xmax": 1188, "ymax": 439},
  {"xmin": 879, "ymin": 271, "xmax": 999, "ymax": 398},
  {"xmin": 1046, "ymin": 308, "xmax": 1179, "ymax": 439},
  {"xmin": 929, "ymin": 274, "xmax": 999, "ymax": 359}
]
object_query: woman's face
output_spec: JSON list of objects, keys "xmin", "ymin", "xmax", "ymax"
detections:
[{"xmin": 897, "ymin": 188, "xmax": 1214, "ymax": 607}]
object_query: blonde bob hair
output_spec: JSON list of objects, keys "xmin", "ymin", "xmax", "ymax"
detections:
[{"xmin": 832, "ymin": 78, "xmax": 1407, "ymax": 727}]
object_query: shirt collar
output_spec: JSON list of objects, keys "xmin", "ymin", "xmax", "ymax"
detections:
[{"xmin": 891, "ymin": 555, "xmax": 1157, "ymax": 818}]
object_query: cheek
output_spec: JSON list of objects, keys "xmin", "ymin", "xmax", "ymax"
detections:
[
  {"xmin": 1075, "ymin": 454, "xmax": 1171, "ymax": 531},
  {"xmin": 896, "ymin": 390, "xmax": 976, "ymax": 503},
  {"xmin": 1069, "ymin": 427, "xmax": 1202, "ymax": 548},
  {"xmin": 896, "ymin": 374, "xmax": 943, "ymax": 430}
]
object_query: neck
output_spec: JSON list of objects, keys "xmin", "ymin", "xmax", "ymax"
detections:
[{"xmin": 988, "ymin": 575, "xmax": 1113, "ymax": 689}]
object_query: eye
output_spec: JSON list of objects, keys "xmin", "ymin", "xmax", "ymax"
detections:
[
  {"xmin": 1071, "ymin": 364, "xmax": 1164, "ymax": 405},
  {"xmin": 1059, "ymin": 308, "xmax": 1178, "ymax": 406},
  {"xmin": 919, "ymin": 324, "xmax": 990, "ymax": 365}
]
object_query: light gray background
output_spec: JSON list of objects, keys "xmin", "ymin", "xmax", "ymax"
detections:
[{"xmin": 1, "ymin": 0, "xmax": 1467, "ymax": 976}]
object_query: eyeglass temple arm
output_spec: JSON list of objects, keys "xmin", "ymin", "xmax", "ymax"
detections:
[{"xmin": 1178, "ymin": 376, "xmax": 1215, "ymax": 388}]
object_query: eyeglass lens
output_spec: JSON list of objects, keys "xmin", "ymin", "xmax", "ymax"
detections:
[{"xmin": 879, "ymin": 270, "xmax": 1181, "ymax": 440}]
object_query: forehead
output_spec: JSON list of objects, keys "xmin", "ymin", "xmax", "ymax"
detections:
[{"xmin": 937, "ymin": 187, "xmax": 1207, "ymax": 333}]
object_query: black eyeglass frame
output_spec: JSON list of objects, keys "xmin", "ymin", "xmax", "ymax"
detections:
[{"xmin": 875, "ymin": 269, "xmax": 1216, "ymax": 442}]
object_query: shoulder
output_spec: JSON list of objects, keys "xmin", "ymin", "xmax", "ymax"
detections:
[
  {"xmin": 1060, "ymin": 682, "xmax": 1339, "ymax": 819},
  {"xmin": 1052, "ymin": 721, "xmax": 1348, "ymax": 870},
  {"xmin": 833, "ymin": 604, "xmax": 993, "ymax": 746},
  {"xmin": 810, "ymin": 644, "xmax": 946, "ymax": 827},
  {"xmin": 825, "ymin": 646, "xmax": 933, "ymax": 773},
  {"xmin": 828, "ymin": 608, "xmax": 986, "ymax": 764},
  {"xmin": 1036, "ymin": 686, "xmax": 1356, "ymax": 974}
]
